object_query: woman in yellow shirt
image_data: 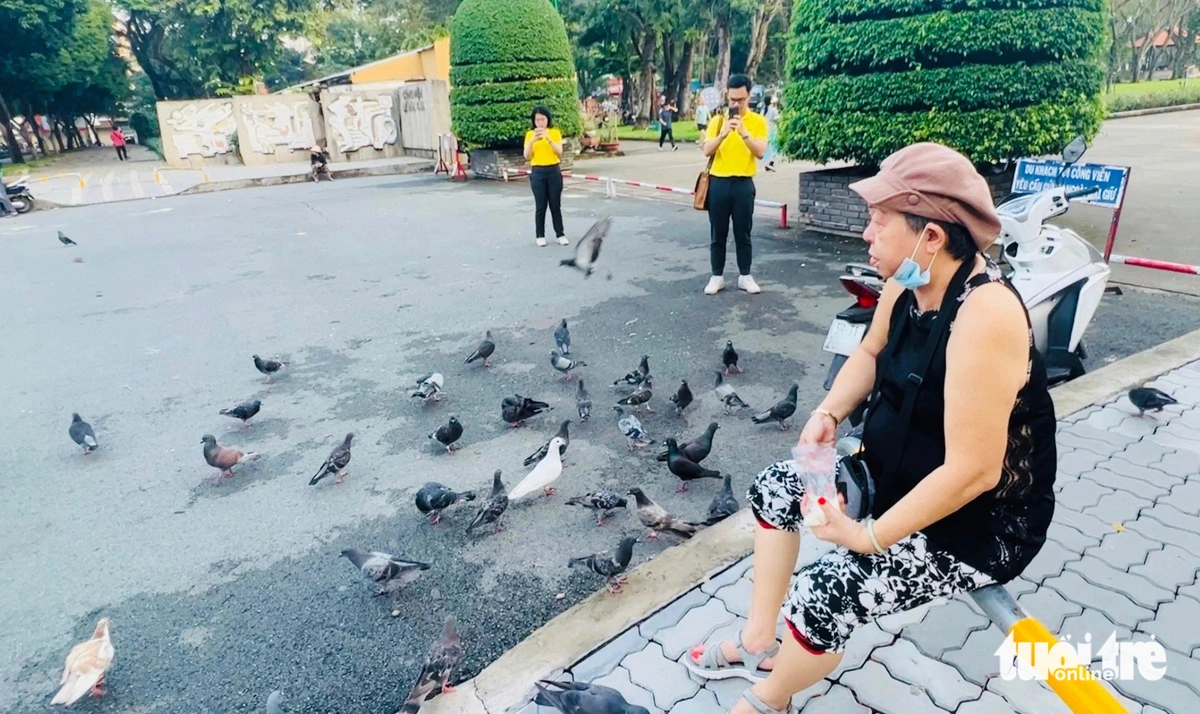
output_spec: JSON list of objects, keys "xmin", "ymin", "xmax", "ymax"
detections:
[{"xmin": 523, "ymin": 106, "xmax": 566, "ymax": 247}]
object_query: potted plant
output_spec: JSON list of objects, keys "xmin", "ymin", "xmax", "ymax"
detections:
[
  {"xmin": 580, "ymin": 114, "xmax": 599, "ymax": 151},
  {"xmin": 598, "ymin": 110, "xmax": 620, "ymax": 152}
]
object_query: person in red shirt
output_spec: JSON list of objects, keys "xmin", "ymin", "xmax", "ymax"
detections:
[{"xmin": 110, "ymin": 128, "xmax": 127, "ymax": 161}]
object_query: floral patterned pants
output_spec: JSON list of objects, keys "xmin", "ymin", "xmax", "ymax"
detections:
[{"xmin": 747, "ymin": 460, "xmax": 995, "ymax": 654}]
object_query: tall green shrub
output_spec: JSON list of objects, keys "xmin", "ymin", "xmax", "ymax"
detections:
[
  {"xmin": 781, "ymin": 0, "xmax": 1109, "ymax": 165},
  {"xmin": 450, "ymin": 0, "xmax": 581, "ymax": 148}
]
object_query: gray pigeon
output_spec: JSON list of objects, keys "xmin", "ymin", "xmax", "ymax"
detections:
[
  {"xmin": 722, "ymin": 340, "xmax": 742, "ymax": 375},
  {"xmin": 58, "ymin": 231, "xmax": 77, "ymax": 246},
  {"xmin": 429, "ymin": 416, "xmax": 463, "ymax": 453},
  {"xmin": 614, "ymin": 406, "xmax": 653, "ymax": 450},
  {"xmin": 524, "ymin": 420, "xmax": 571, "ymax": 466},
  {"xmin": 265, "ymin": 690, "xmax": 284, "ymax": 714},
  {"xmin": 534, "ymin": 680, "xmax": 651, "ymax": 714},
  {"xmin": 398, "ymin": 617, "xmax": 463, "ymax": 713},
  {"xmin": 310, "ymin": 433, "xmax": 353, "ymax": 485},
  {"xmin": 68, "ymin": 413, "xmax": 98, "ymax": 453},
  {"xmin": 752, "ymin": 384, "xmax": 799, "ymax": 429},
  {"xmin": 657, "ymin": 422, "xmax": 718, "ymax": 464},
  {"xmin": 614, "ymin": 355, "xmax": 650, "ymax": 388},
  {"xmin": 560, "ymin": 216, "xmax": 611, "ymax": 277},
  {"xmin": 704, "ymin": 474, "xmax": 740, "ymax": 525},
  {"xmin": 340, "ymin": 548, "xmax": 430, "ymax": 596},
  {"xmin": 412, "ymin": 372, "xmax": 445, "ymax": 402},
  {"xmin": 555, "ymin": 319, "xmax": 571, "ymax": 355},
  {"xmin": 713, "ymin": 372, "xmax": 751, "ymax": 414},
  {"xmin": 1129, "ymin": 387, "xmax": 1177, "ymax": 415},
  {"xmin": 253, "ymin": 354, "xmax": 285, "ymax": 381},
  {"xmin": 502, "ymin": 394, "xmax": 551, "ymax": 427},
  {"xmin": 569, "ymin": 535, "xmax": 637, "ymax": 594},
  {"xmin": 550, "ymin": 350, "xmax": 587, "ymax": 380},
  {"xmin": 628, "ymin": 487, "xmax": 700, "ymax": 540},
  {"xmin": 466, "ymin": 470, "xmax": 508, "ymax": 534},
  {"xmin": 664, "ymin": 438, "xmax": 721, "ymax": 492},
  {"xmin": 464, "ymin": 330, "xmax": 495, "ymax": 367},
  {"xmin": 615, "ymin": 376, "xmax": 653, "ymax": 413},
  {"xmin": 565, "ymin": 490, "xmax": 628, "ymax": 526},
  {"xmin": 220, "ymin": 399, "xmax": 261, "ymax": 425},
  {"xmin": 576, "ymin": 379, "xmax": 592, "ymax": 422},
  {"xmin": 670, "ymin": 379, "xmax": 693, "ymax": 418},
  {"xmin": 415, "ymin": 482, "xmax": 477, "ymax": 524}
]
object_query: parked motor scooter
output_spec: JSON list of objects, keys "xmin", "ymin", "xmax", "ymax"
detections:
[{"xmin": 4, "ymin": 178, "xmax": 35, "ymax": 214}]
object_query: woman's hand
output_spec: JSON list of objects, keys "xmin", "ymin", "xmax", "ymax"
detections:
[
  {"xmin": 807, "ymin": 496, "xmax": 874, "ymax": 553},
  {"xmin": 798, "ymin": 411, "xmax": 837, "ymax": 448},
  {"xmin": 534, "ymin": 127, "xmax": 548, "ymax": 140}
]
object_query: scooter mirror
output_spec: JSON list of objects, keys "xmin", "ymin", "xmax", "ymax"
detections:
[{"xmin": 1061, "ymin": 134, "xmax": 1087, "ymax": 165}]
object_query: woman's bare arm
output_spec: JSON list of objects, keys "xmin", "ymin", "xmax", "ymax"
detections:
[{"xmin": 815, "ymin": 278, "xmax": 905, "ymax": 421}]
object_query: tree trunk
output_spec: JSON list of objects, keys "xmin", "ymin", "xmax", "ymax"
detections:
[
  {"xmin": 636, "ymin": 30, "xmax": 657, "ymax": 128},
  {"xmin": 0, "ymin": 92, "xmax": 23, "ymax": 164},
  {"xmin": 745, "ymin": 0, "xmax": 783, "ymax": 80},
  {"xmin": 661, "ymin": 34, "xmax": 678, "ymax": 102},
  {"xmin": 52, "ymin": 121, "xmax": 65, "ymax": 152},
  {"xmin": 714, "ymin": 16, "xmax": 732, "ymax": 95},
  {"xmin": 672, "ymin": 40, "xmax": 695, "ymax": 115}
]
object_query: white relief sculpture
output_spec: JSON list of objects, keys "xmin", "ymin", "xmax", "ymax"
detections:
[
  {"xmin": 239, "ymin": 101, "xmax": 317, "ymax": 155},
  {"xmin": 165, "ymin": 101, "xmax": 236, "ymax": 159},
  {"xmin": 325, "ymin": 93, "xmax": 398, "ymax": 153}
]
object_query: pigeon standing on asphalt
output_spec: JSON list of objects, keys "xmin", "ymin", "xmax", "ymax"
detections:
[
  {"xmin": 752, "ymin": 384, "xmax": 799, "ymax": 429},
  {"xmin": 550, "ymin": 350, "xmax": 587, "ymax": 380},
  {"xmin": 411, "ymin": 372, "xmax": 445, "ymax": 403},
  {"xmin": 555, "ymin": 319, "xmax": 571, "ymax": 355},
  {"xmin": 628, "ymin": 487, "xmax": 700, "ymax": 540},
  {"xmin": 565, "ymin": 490, "xmax": 628, "ymax": 526},
  {"xmin": 616, "ymin": 376, "xmax": 653, "ymax": 413},
  {"xmin": 58, "ymin": 231, "xmax": 77, "ymax": 246},
  {"xmin": 220, "ymin": 399, "xmax": 262, "ymax": 425},
  {"xmin": 614, "ymin": 406, "xmax": 653, "ymax": 450},
  {"xmin": 657, "ymin": 422, "xmax": 719, "ymax": 464},
  {"xmin": 671, "ymin": 380, "xmax": 693, "ymax": 418},
  {"xmin": 534, "ymin": 680, "xmax": 651, "ymax": 714},
  {"xmin": 576, "ymin": 379, "xmax": 592, "ymax": 422},
  {"xmin": 1129, "ymin": 387, "xmax": 1177, "ymax": 415},
  {"xmin": 466, "ymin": 470, "xmax": 509, "ymax": 534},
  {"xmin": 69, "ymin": 413, "xmax": 98, "ymax": 453},
  {"xmin": 340, "ymin": 548, "xmax": 431, "ymax": 596},
  {"xmin": 509, "ymin": 437, "xmax": 566, "ymax": 499},
  {"xmin": 523, "ymin": 420, "xmax": 571, "ymax": 466},
  {"xmin": 722, "ymin": 340, "xmax": 742, "ymax": 375},
  {"xmin": 502, "ymin": 394, "xmax": 551, "ymax": 427},
  {"xmin": 202, "ymin": 434, "xmax": 258, "ymax": 482},
  {"xmin": 398, "ymin": 617, "xmax": 464, "ymax": 713},
  {"xmin": 415, "ymin": 482, "xmax": 477, "ymax": 524},
  {"xmin": 569, "ymin": 535, "xmax": 637, "ymax": 594},
  {"xmin": 309, "ymin": 433, "xmax": 353, "ymax": 485},
  {"xmin": 429, "ymin": 416, "xmax": 463, "ymax": 453},
  {"xmin": 266, "ymin": 690, "xmax": 285, "ymax": 714},
  {"xmin": 713, "ymin": 372, "xmax": 751, "ymax": 414},
  {"xmin": 705, "ymin": 474, "xmax": 740, "ymax": 525},
  {"xmin": 614, "ymin": 355, "xmax": 650, "ymax": 388},
  {"xmin": 50, "ymin": 617, "xmax": 113, "ymax": 706},
  {"xmin": 560, "ymin": 216, "xmax": 611, "ymax": 277},
  {"xmin": 464, "ymin": 330, "xmax": 496, "ymax": 367},
  {"xmin": 253, "ymin": 354, "xmax": 286, "ymax": 382},
  {"xmin": 664, "ymin": 438, "xmax": 722, "ymax": 492}
]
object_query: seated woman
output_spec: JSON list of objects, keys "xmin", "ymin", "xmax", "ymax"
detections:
[
  {"xmin": 310, "ymin": 144, "xmax": 331, "ymax": 181},
  {"xmin": 686, "ymin": 142, "xmax": 1057, "ymax": 714}
]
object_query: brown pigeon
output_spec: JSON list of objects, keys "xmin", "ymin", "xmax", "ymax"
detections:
[{"xmin": 202, "ymin": 434, "xmax": 257, "ymax": 482}]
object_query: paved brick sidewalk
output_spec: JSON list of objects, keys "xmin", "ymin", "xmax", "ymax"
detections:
[{"xmin": 517, "ymin": 361, "xmax": 1200, "ymax": 714}]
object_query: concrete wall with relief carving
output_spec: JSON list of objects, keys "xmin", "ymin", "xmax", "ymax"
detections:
[
  {"xmin": 397, "ymin": 79, "xmax": 451, "ymax": 158},
  {"xmin": 157, "ymin": 99, "xmax": 239, "ymax": 168},
  {"xmin": 234, "ymin": 94, "xmax": 325, "ymax": 167},
  {"xmin": 319, "ymin": 85, "xmax": 404, "ymax": 163}
]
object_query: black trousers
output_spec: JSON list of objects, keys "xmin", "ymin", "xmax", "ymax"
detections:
[
  {"xmin": 530, "ymin": 166, "xmax": 564, "ymax": 238},
  {"xmin": 115, "ymin": 145, "xmax": 127, "ymax": 161},
  {"xmin": 708, "ymin": 176, "xmax": 755, "ymax": 276},
  {"xmin": 659, "ymin": 125, "xmax": 675, "ymax": 147}
]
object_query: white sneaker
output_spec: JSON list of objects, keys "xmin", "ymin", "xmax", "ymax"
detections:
[
  {"xmin": 704, "ymin": 276, "xmax": 726, "ymax": 295},
  {"xmin": 556, "ymin": 235, "xmax": 570, "ymax": 246},
  {"xmin": 535, "ymin": 237, "xmax": 548, "ymax": 247},
  {"xmin": 738, "ymin": 275, "xmax": 762, "ymax": 294}
]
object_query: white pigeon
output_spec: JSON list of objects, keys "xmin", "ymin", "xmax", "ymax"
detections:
[
  {"xmin": 509, "ymin": 436, "xmax": 566, "ymax": 500},
  {"xmin": 51, "ymin": 617, "xmax": 114, "ymax": 705}
]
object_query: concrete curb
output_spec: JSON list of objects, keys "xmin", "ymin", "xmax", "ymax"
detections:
[
  {"xmin": 1108, "ymin": 103, "xmax": 1200, "ymax": 119},
  {"xmin": 176, "ymin": 160, "xmax": 435, "ymax": 196},
  {"xmin": 427, "ymin": 326, "xmax": 1200, "ymax": 714}
]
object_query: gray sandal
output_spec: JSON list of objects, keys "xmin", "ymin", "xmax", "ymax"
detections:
[
  {"xmin": 740, "ymin": 689, "xmax": 795, "ymax": 714},
  {"xmin": 682, "ymin": 631, "xmax": 780, "ymax": 682}
]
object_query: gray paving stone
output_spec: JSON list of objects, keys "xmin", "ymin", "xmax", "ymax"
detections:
[
  {"xmin": 713, "ymin": 577, "xmax": 753, "ymax": 619},
  {"xmin": 700, "ymin": 558, "xmax": 752, "ymax": 595},
  {"xmin": 570, "ymin": 625, "xmax": 650, "ymax": 682},
  {"xmin": 872, "ymin": 638, "xmax": 981, "ymax": 710},
  {"xmin": 669, "ymin": 688, "xmax": 722, "ymax": 714},
  {"xmin": 590, "ymin": 666, "xmax": 662, "ymax": 714},
  {"xmin": 1058, "ymin": 607, "xmax": 1133, "ymax": 652},
  {"xmin": 1064, "ymin": 556, "xmax": 1175, "ymax": 610},
  {"xmin": 789, "ymin": 679, "xmax": 834, "ymax": 711},
  {"xmin": 900, "ymin": 599, "xmax": 989, "ymax": 658},
  {"xmin": 1056, "ymin": 479, "xmax": 1115, "ymax": 511},
  {"xmin": 656, "ymin": 598, "xmax": 736, "ymax": 660},
  {"xmin": 1112, "ymin": 670, "xmax": 1200, "ymax": 714},
  {"xmin": 840, "ymin": 660, "xmax": 945, "ymax": 714},
  {"xmin": 1085, "ymin": 490, "xmax": 1152, "ymax": 525},
  {"xmin": 1167, "ymin": 478, "xmax": 1200, "ymax": 505},
  {"xmin": 1042, "ymin": 571, "xmax": 1155, "ymax": 629},
  {"xmin": 1137, "ymin": 641, "xmax": 1200, "ymax": 697},
  {"xmin": 1057, "ymin": 449, "xmax": 1106, "ymax": 478},
  {"xmin": 943, "ymin": 627, "xmax": 1006, "ymax": 686},
  {"xmin": 1177, "ymin": 580, "xmax": 1200, "ymax": 602},
  {"xmin": 1046, "ymin": 521, "xmax": 1100, "ymax": 552},
  {"xmin": 1155, "ymin": 450, "xmax": 1197, "ymax": 479},
  {"xmin": 1142, "ymin": 503, "xmax": 1200, "ymax": 534},
  {"xmin": 1113, "ymin": 439, "xmax": 1174, "ymax": 469},
  {"xmin": 623, "ymin": 641, "xmax": 700, "ymax": 710},
  {"xmin": 1146, "ymin": 432, "xmax": 1200, "ymax": 456},
  {"xmin": 1105, "ymin": 455, "xmax": 1184, "ymax": 488},
  {"xmin": 1078, "ymin": 406, "xmax": 1159, "ymax": 440},
  {"xmin": 797, "ymin": 684, "xmax": 870, "ymax": 714},
  {"xmin": 955, "ymin": 691, "xmax": 1020, "ymax": 713},
  {"xmin": 1060, "ymin": 404, "xmax": 1102, "ymax": 424},
  {"xmin": 705, "ymin": 678, "xmax": 750, "ymax": 709},
  {"xmin": 638, "ymin": 587, "xmax": 711, "ymax": 640},
  {"xmin": 1091, "ymin": 465, "xmax": 1172, "ymax": 498},
  {"xmin": 835, "ymin": 621, "xmax": 894, "ymax": 676},
  {"xmin": 1084, "ymin": 529, "xmax": 1161, "ymax": 571},
  {"xmin": 1058, "ymin": 423, "xmax": 1133, "ymax": 454},
  {"xmin": 1158, "ymin": 419, "xmax": 1200, "ymax": 447},
  {"xmin": 1053, "ymin": 505, "xmax": 1123, "ymax": 540},
  {"xmin": 1177, "ymin": 406, "xmax": 1200, "ymax": 429},
  {"xmin": 1130, "ymin": 544, "xmax": 1199, "ymax": 590},
  {"xmin": 877, "ymin": 599, "xmax": 942, "ymax": 635},
  {"xmin": 1006, "ymin": 577, "xmax": 1041, "ymax": 598},
  {"xmin": 986, "ymin": 677, "xmax": 1072, "ymax": 714},
  {"xmin": 1126, "ymin": 516, "xmax": 1200, "ymax": 553},
  {"xmin": 1138, "ymin": 597, "xmax": 1200, "ymax": 655},
  {"xmin": 1073, "ymin": 406, "xmax": 1133, "ymax": 432},
  {"xmin": 1020, "ymin": 539, "xmax": 1083, "ymax": 583},
  {"xmin": 1015, "ymin": 587, "xmax": 1084, "ymax": 632}
]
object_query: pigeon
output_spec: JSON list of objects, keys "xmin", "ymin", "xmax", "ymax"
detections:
[
  {"xmin": 253, "ymin": 354, "xmax": 286, "ymax": 382},
  {"xmin": 341, "ymin": 548, "xmax": 431, "ymax": 596},
  {"xmin": 560, "ymin": 216, "xmax": 611, "ymax": 277},
  {"xmin": 202, "ymin": 434, "xmax": 257, "ymax": 482},
  {"xmin": 616, "ymin": 376, "xmax": 653, "ymax": 413},
  {"xmin": 614, "ymin": 406, "xmax": 653, "ymax": 450},
  {"xmin": 534, "ymin": 679, "xmax": 651, "ymax": 714},
  {"xmin": 50, "ymin": 617, "xmax": 114, "ymax": 706},
  {"xmin": 752, "ymin": 384, "xmax": 799, "ymax": 429},
  {"xmin": 523, "ymin": 419, "xmax": 571, "ymax": 466},
  {"xmin": 509, "ymin": 436, "xmax": 566, "ymax": 499},
  {"xmin": 569, "ymin": 535, "xmax": 637, "ymax": 594},
  {"xmin": 614, "ymin": 355, "xmax": 650, "ymax": 388},
  {"xmin": 555, "ymin": 319, "xmax": 571, "ymax": 355},
  {"xmin": 576, "ymin": 379, "xmax": 592, "ymax": 422},
  {"xmin": 309, "ymin": 432, "xmax": 353, "ymax": 485},
  {"xmin": 466, "ymin": 470, "xmax": 508, "ymax": 534},
  {"xmin": 219, "ymin": 399, "xmax": 261, "ymax": 425},
  {"xmin": 398, "ymin": 616, "xmax": 463, "ymax": 713},
  {"xmin": 1129, "ymin": 387, "xmax": 1177, "ymax": 415},
  {"xmin": 722, "ymin": 340, "xmax": 742, "ymax": 375},
  {"xmin": 628, "ymin": 487, "xmax": 701, "ymax": 540},
  {"xmin": 429, "ymin": 416, "xmax": 463, "ymax": 453},
  {"xmin": 415, "ymin": 482, "xmax": 477, "ymax": 524},
  {"xmin": 58, "ymin": 230, "xmax": 77, "ymax": 246},
  {"xmin": 705, "ymin": 474, "xmax": 740, "ymax": 525},
  {"xmin": 656, "ymin": 422, "xmax": 718, "ymax": 464},
  {"xmin": 713, "ymin": 372, "xmax": 751, "ymax": 414},
  {"xmin": 68, "ymin": 413, "xmax": 98, "ymax": 453},
  {"xmin": 412, "ymin": 372, "xmax": 445, "ymax": 402},
  {"xmin": 550, "ymin": 350, "xmax": 587, "ymax": 380},
  {"xmin": 502, "ymin": 394, "xmax": 551, "ymax": 427},
  {"xmin": 464, "ymin": 330, "xmax": 495, "ymax": 367},
  {"xmin": 664, "ymin": 438, "xmax": 722, "ymax": 492},
  {"xmin": 670, "ymin": 380, "xmax": 694, "ymax": 418},
  {"xmin": 266, "ymin": 690, "xmax": 285, "ymax": 714},
  {"xmin": 565, "ymin": 490, "xmax": 628, "ymax": 526}
]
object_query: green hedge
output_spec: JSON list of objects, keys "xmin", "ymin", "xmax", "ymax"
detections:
[
  {"xmin": 1106, "ymin": 83, "xmax": 1200, "ymax": 112},
  {"xmin": 793, "ymin": 0, "xmax": 1101, "ymax": 29},
  {"xmin": 450, "ymin": 0, "xmax": 580, "ymax": 148}
]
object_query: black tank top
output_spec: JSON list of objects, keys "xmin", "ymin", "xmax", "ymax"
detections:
[{"xmin": 861, "ymin": 259, "xmax": 1057, "ymax": 583}]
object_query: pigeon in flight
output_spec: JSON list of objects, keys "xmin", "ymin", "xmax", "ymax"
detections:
[
  {"xmin": 550, "ymin": 350, "xmax": 587, "ymax": 380},
  {"xmin": 555, "ymin": 319, "xmax": 571, "ymax": 355},
  {"xmin": 614, "ymin": 406, "xmax": 653, "ymax": 450},
  {"xmin": 253, "ymin": 354, "xmax": 286, "ymax": 382},
  {"xmin": 657, "ymin": 422, "xmax": 718, "ymax": 464},
  {"xmin": 560, "ymin": 216, "xmax": 611, "ymax": 277},
  {"xmin": 398, "ymin": 617, "xmax": 463, "ymax": 713},
  {"xmin": 69, "ymin": 413, "xmax": 98, "ymax": 454},
  {"xmin": 569, "ymin": 535, "xmax": 637, "ymax": 594},
  {"xmin": 58, "ymin": 231, "xmax": 77, "ymax": 246},
  {"xmin": 310, "ymin": 433, "xmax": 353, "ymax": 485},
  {"xmin": 464, "ymin": 330, "xmax": 496, "ymax": 367},
  {"xmin": 722, "ymin": 340, "xmax": 742, "ymax": 375},
  {"xmin": 509, "ymin": 436, "xmax": 566, "ymax": 500},
  {"xmin": 220, "ymin": 399, "xmax": 261, "ymax": 425},
  {"xmin": 628, "ymin": 487, "xmax": 700, "ymax": 540},
  {"xmin": 429, "ymin": 416, "xmax": 463, "ymax": 453},
  {"xmin": 340, "ymin": 548, "xmax": 431, "ymax": 596},
  {"xmin": 616, "ymin": 376, "xmax": 653, "ymax": 413},
  {"xmin": 50, "ymin": 617, "xmax": 113, "ymax": 706},
  {"xmin": 705, "ymin": 474, "xmax": 740, "ymax": 525},
  {"xmin": 671, "ymin": 380, "xmax": 693, "ymax": 418},
  {"xmin": 1129, "ymin": 387, "xmax": 1177, "ymax": 415},
  {"xmin": 752, "ymin": 384, "xmax": 799, "ymax": 429},
  {"xmin": 412, "ymin": 372, "xmax": 445, "ymax": 403},
  {"xmin": 664, "ymin": 438, "xmax": 722, "ymax": 492},
  {"xmin": 576, "ymin": 379, "xmax": 592, "ymax": 422},
  {"xmin": 565, "ymin": 490, "xmax": 628, "ymax": 526},
  {"xmin": 466, "ymin": 470, "xmax": 508, "ymax": 534},
  {"xmin": 534, "ymin": 679, "xmax": 651, "ymax": 714},
  {"xmin": 502, "ymin": 394, "xmax": 551, "ymax": 427},
  {"xmin": 523, "ymin": 420, "xmax": 571, "ymax": 467},
  {"xmin": 266, "ymin": 690, "xmax": 285, "ymax": 714},
  {"xmin": 202, "ymin": 434, "xmax": 257, "ymax": 482},
  {"xmin": 713, "ymin": 372, "xmax": 751, "ymax": 414},
  {"xmin": 415, "ymin": 482, "xmax": 476, "ymax": 525},
  {"xmin": 614, "ymin": 355, "xmax": 650, "ymax": 388}
]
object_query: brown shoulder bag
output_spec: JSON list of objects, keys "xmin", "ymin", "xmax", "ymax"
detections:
[{"xmin": 693, "ymin": 115, "xmax": 723, "ymax": 211}]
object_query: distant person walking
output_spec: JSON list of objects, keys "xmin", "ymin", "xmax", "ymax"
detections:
[
  {"xmin": 701, "ymin": 74, "xmax": 769, "ymax": 295},
  {"xmin": 764, "ymin": 96, "xmax": 781, "ymax": 172},
  {"xmin": 110, "ymin": 127, "xmax": 127, "ymax": 161},
  {"xmin": 523, "ymin": 105, "xmax": 567, "ymax": 248},
  {"xmin": 694, "ymin": 102, "xmax": 710, "ymax": 145},
  {"xmin": 659, "ymin": 100, "xmax": 678, "ymax": 151}
]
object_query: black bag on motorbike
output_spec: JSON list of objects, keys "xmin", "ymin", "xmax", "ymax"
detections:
[{"xmin": 835, "ymin": 454, "xmax": 875, "ymax": 522}]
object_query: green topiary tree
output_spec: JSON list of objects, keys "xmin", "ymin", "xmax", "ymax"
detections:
[
  {"xmin": 780, "ymin": 0, "xmax": 1109, "ymax": 166},
  {"xmin": 450, "ymin": 0, "xmax": 581, "ymax": 149}
]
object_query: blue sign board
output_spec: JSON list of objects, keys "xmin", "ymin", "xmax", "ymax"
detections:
[{"xmin": 1011, "ymin": 159, "xmax": 1130, "ymax": 210}]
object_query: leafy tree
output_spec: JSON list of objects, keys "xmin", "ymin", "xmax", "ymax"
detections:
[{"xmin": 311, "ymin": 0, "xmax": 445, "ymax": 76}]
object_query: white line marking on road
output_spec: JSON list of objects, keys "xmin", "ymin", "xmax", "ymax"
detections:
[
  {"xmin": 101, "ymin": 170, "xmax": 114, "ymax": 202},
  {"xmin": 71, "ymin": 184, "xmax": 82, "ymax": 204},
  {"xmin": 130, "ymin": 170, "xmax": 145, "ymax": 199}
]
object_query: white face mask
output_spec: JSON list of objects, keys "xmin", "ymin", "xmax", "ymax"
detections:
[{"xmin": 893, "ymin": 230, "xmax": 939, "ymax": 290}]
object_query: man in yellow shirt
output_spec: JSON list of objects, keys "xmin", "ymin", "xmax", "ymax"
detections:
[{"xmin": 701, "ymin": 74, "xmax": 769, "ymax": 294}]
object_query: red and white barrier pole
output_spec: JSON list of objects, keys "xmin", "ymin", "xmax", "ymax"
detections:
[{"xmin": 1108, "ymin": 254, "xmax": 1200, "ymax": 276}]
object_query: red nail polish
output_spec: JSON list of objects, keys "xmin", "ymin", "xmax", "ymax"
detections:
[{"xmin": 818, "ymin": 497, "xmax": 827, "ymax": 506}]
